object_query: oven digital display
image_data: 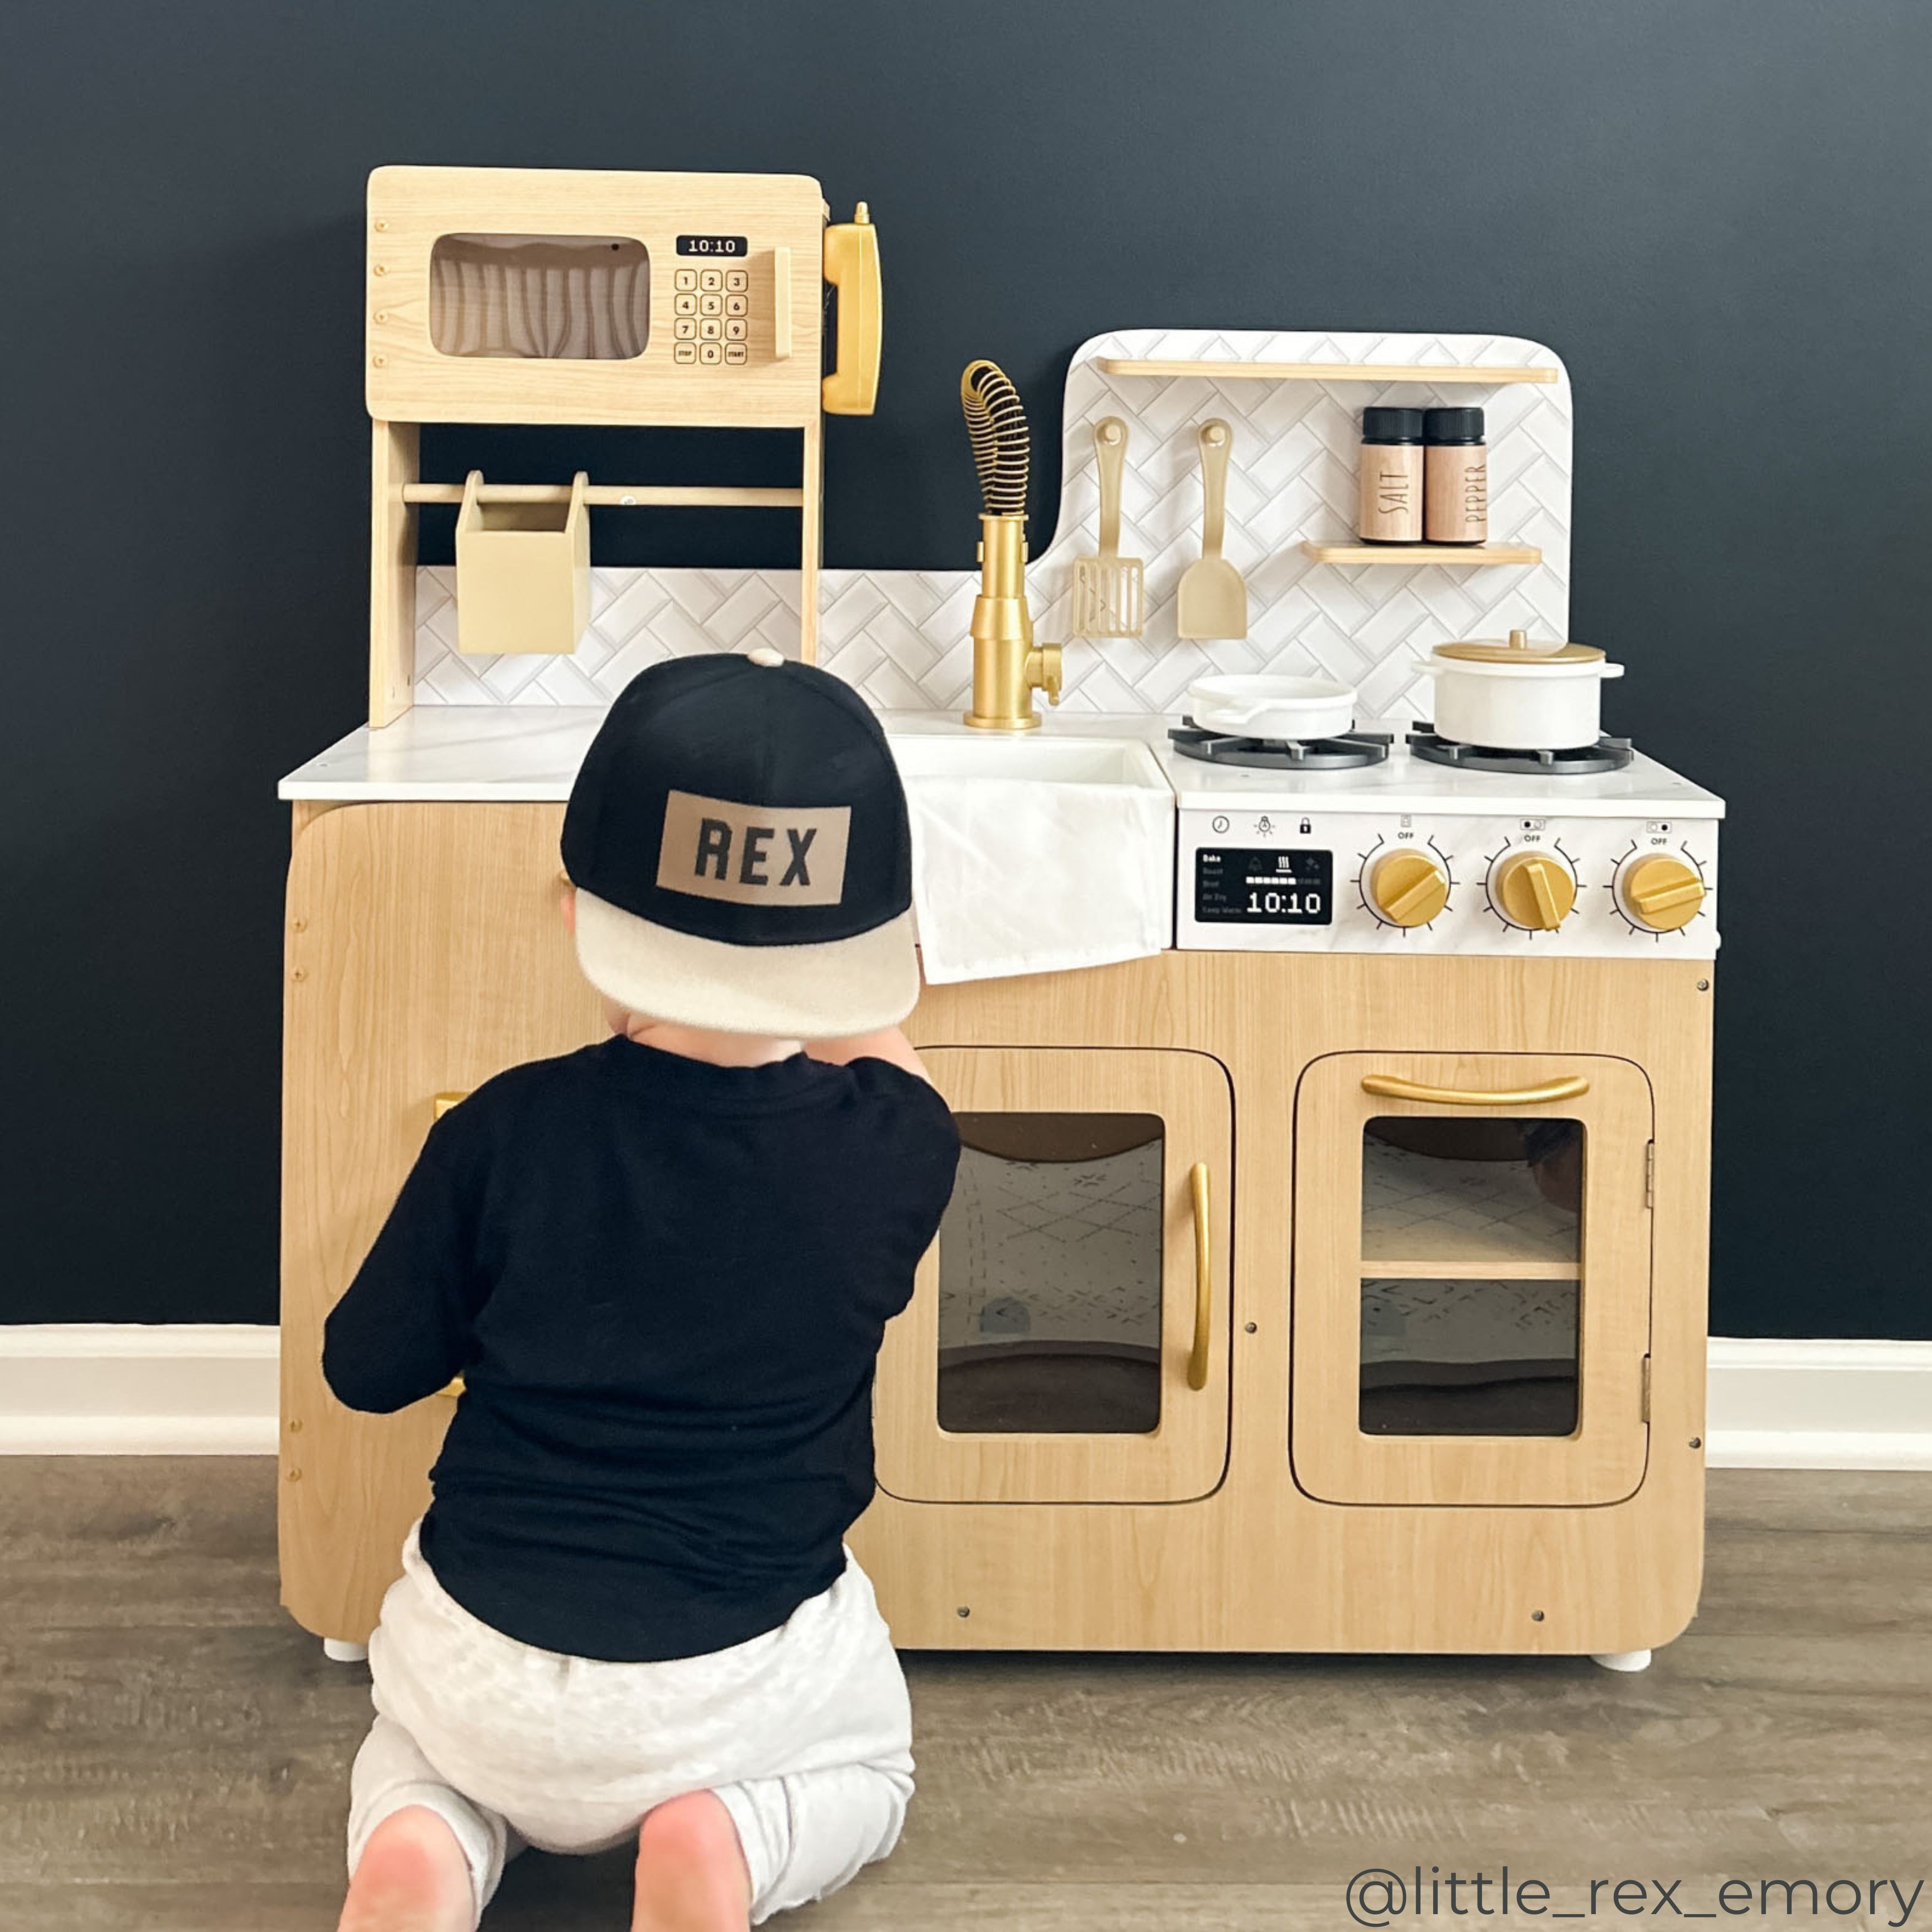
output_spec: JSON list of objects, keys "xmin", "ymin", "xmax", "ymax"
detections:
[
  {"xmin": 1194, "ymin": 848, "xmax": 1334, "ymax": 924},
  {"xmin": 676, "ymin": 234, "xmax": 749, "ymax": 257}
]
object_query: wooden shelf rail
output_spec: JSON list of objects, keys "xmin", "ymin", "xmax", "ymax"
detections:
[{"xmin": 400, "ymin": 483, "xmax": 805, "ymax": 509}]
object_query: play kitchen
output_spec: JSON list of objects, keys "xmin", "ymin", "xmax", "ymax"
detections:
[{"xmin": 279, "ymin": 167, "xmax": 1720, "ymax": 1675}]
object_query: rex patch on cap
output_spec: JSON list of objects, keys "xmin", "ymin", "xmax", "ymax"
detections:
[{"xmin": 561, "ymin": 649, "xmax": 917, "ymax": 1038}]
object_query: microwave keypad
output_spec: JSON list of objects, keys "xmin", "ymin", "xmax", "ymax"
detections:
[{"xmin": 672, "ymin": 266, "xmax": 753, "ymax": 366}]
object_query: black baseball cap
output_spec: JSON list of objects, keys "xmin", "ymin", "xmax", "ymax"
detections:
[{"xmin": 562, "ymin": 649, "xmax": 917, "ymax": 1037}]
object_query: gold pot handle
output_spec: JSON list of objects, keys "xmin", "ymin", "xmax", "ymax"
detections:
[
  {"xmin": 1361, "ymin": 1073, "xmax": 1591, "ymax": 1107},
  {"xmin": 1187, "ymin": 1162, "xmax": 1212, "ymax": 1392}
]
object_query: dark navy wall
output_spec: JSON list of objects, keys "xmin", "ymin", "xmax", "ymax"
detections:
[{"xmin": 3, "ymin": 0, "xmax": 1927, "ymax": 1334}]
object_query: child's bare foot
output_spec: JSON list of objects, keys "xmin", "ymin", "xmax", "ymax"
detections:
[
  {"xmin": 339, "ymin": 1805, "xmax": 473, "ymax": 1932},
  {"xmin": 633, "ymin": 1790, "xmax": 753, "ymax": 1932}
]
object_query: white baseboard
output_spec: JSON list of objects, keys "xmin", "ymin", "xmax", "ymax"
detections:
[
  {"xmin": 0, "ymin": 1325, "xmax": 279, "ymax": 1454},
  {"xmin": 0, "ymin": 1327, "xmax": 1927, "ymax": 1468},
  {"xmin": 1705, "ymin": 1337, "xmax": 1932, "ymax": 1471}
]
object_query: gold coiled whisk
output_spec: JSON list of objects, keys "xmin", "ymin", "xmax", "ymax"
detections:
[{"xmin": 960, "ymin": 359, "xmax": 1030, "ymax": 517}]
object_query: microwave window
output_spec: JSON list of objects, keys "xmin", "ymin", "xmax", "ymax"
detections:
[{"xmin": 429, "ymin": 233, "xmax": 650, "ymax": 360}]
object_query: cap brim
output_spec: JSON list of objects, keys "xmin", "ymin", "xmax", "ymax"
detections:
[{"xmin": 573, "ymin": 889, "xmax": 920, "ymax": 1039}]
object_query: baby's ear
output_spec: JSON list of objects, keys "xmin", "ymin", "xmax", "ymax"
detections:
[{"xmin": 557, "ymin": 875, "xmax": 576, "ymax": 934}]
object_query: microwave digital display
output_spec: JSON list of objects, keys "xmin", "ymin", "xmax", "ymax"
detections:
[
  {"xmin": 1194, "ymin": 848, "xmax": 1334, "ymax": 925},
  {"xmin": 677, "ymin": 234, "xmax": 749, "ymax": 257}
]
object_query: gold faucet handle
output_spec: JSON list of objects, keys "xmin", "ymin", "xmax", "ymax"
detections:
[{"xmin": 1037, "ymin": 643, "xmax": 1063, "ymax": 705}]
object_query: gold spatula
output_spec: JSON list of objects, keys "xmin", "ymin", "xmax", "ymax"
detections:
[
  {"xmin": 1176, "ymin": 418, "xmax": 1248, "ymax": 640},
  {"xmin": 1072, "ymin": 417, "xmax": 1144, "ymax": 637}
]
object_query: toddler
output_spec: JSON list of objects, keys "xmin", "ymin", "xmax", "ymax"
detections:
[{"xmin": 323, "ymin": 649, "xmax": 960, "ymax": 1931}]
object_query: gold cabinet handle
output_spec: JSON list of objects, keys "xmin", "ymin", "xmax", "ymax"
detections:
[
  {"xmin": 436, "ymin": 1375, "xmax": 465, "ymax": 1401},
  {"xmin": 1361, "ymin": 1073, "xmax": 1591, "ymax": 1108},
  {"xmin": 1187, "ymin": 1162, "xmax": 1212, "ymax": 1392},
  {"xmin": 433, "ymin": 1091, "xmax": 468, "ymax": 1118}
]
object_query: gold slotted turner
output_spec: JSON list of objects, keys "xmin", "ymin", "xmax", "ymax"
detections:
[{"xmin": 1071, "ymin": 417, "xmax": 1144, "ymax": 638}]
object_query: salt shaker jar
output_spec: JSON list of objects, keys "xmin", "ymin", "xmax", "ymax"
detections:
[
  {"xmin": 1424, "ymin": 406, "xmax": 1488, "ymax": 543},
  {"xmin": 1357, "ymin": 408, "xmax": 1424, "ymax": 542}
]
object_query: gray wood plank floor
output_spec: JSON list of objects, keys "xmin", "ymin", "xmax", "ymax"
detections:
[{"xmin": 0, "ymin": 1460, "xmax": 1926, "ymax": 1929}]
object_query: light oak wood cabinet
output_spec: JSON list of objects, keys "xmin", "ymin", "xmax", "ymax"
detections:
[{"xmin": 283, "ymin": 801, "xmax": 1712, "ymax": 1662}]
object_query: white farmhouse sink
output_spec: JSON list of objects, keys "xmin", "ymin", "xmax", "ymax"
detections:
[
  {"xmin": 883, "ymin": 729, "xmax": 1176, "ymax": 981},
  {"xmin": 886, "ymin": 732, "xmax": 1167, "ymax": 790}
]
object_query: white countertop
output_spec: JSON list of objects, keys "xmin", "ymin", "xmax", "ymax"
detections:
[{"xmin": 278, "ymin": 707, "xmax": 1180, "ymax": 802}]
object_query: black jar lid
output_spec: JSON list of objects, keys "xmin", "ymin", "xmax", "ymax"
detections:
[
  {"xmin": 1423, "ymin": 406, "xmax": 1485, "ymax": 443},
  {"xmin": 1361, "ymin": 407, "xmax": 1424, "ymax": 443}
]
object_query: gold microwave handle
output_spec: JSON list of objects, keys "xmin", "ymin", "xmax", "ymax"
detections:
[
  {"xmin": 1361, "ymin": 1073, "xmax": 1591, "ymax": 1108},
  {"xmin": 1186, "ymin": 1162, "xmax": 1212, "ymax": 1392},
  {"xmin": 821, "ymin": 202, "xmax": 881, "ymax": 415},
  {"xmin": 771, "ymin": 247, "xmax": 792, "ymax": 362}
]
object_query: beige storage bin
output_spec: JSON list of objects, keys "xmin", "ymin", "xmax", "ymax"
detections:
[{"xmin": 454, "ymin": 470, "xmax": 590, "ymax": 656}]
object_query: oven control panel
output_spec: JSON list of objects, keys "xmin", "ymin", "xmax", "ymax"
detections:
[{"xmin": 1177, "ymin": 810, "xmax": 1719, "ymax": 957}]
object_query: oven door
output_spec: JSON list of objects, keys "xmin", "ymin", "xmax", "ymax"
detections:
[
  {"xmin": 1291, "ymin": 1052, "xmax": 1652, "ymax": 1507},
  {"xmin": 876, "ymin": 1046, "xmax": 1233, "ymax": 1504}
]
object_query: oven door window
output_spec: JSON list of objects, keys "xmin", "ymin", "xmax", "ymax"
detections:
[
  {"xmin": 430, "ymin": 233, "xmax": 651, "ymax": 360},
  {"xmin": 1359, "ymin": 1116, "xmax": 1582, "ymax": 1437},
  {"xmin": 937, "ymin": 1113, "xmax": 1165, "ymax": 1435}
]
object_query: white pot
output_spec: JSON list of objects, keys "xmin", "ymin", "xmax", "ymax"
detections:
[
  {"xmin": 1187, "ymin": 675, "xmax": 1356, "ymax": 739},
  {"xmin": 1422, "ymin": 637, "xmax": 1624, "ymax": 751}
]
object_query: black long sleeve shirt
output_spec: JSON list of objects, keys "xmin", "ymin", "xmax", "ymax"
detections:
[{"xmin": 322, "ymin": 1037, "xmax": 958, "ymax": 1662}]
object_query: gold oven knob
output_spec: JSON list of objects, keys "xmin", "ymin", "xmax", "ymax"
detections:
[
  {"xmin": 1619, "ymin": 853, "xmax": 1705, "ymax": 932},
  {"xmin": 1490, "ymin": 850, "xmax": 1576, "ymax": 930},
  {"xmin": 1367, "ymin": 849, "xmax": 1449, "ymax": 927}
]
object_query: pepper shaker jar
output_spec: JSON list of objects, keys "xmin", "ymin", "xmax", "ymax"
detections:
[
  {"xmin": 1423, "ymin": 406, "xmax": 1488, "ymax": 544},
  {"xmin": 1357, "ymin": 407, "xmax": 1424, "ymax": 542}
]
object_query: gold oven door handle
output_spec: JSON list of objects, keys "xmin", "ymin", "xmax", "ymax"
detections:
[
  {"xmin": 1361, "ymin": 1073, "xmax": 1591, "ymax": 1108},
  {"xmin": 1187, "ymin": 1162, "xmax": 1212, "ymax": 1392}
]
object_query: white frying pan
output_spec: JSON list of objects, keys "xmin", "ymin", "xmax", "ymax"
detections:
[{"xmin": 1186, "ymin": 675, "xmax": 1357, "ymax": 740}]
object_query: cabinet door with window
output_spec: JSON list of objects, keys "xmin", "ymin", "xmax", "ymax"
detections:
[
  {"xmin": 1291, "ymin": 1053, "xmax": 1652, "ymax": 1507},
  {"xmin": 876, "ymin": 1047, "xmax": 1233, "ymax": 1505}
]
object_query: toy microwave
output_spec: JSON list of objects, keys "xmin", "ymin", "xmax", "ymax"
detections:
[{"xmin": 365, "ymin": 165, "xmax": 881, "ymax": 428}]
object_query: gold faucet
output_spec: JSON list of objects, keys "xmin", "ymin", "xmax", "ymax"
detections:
[
  {"xmin": 959, "ymin": 360, "xmax": 1061, "ymax": 731},
  {"xmin": 966, "ymin": 512, "xmax": 1061, "ymax": 731}
]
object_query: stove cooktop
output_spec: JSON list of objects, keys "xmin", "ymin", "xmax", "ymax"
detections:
[
  {"xmin": 1406, "ymin": 725, "xmax": 1634, "ymax": 776},
  {"xmin": 1154, "ymin": 718, "xmax": 1723, "ymax": 820},
  {"xmin": 1167, "ymin": 720, "xmax": 1392, "ymax": 770}
]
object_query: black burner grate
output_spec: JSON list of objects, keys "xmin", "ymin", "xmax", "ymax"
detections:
[
  {"xmin": 1406, "ymin": 725, "xmax": 1634, "ymax": 776},
  {"xmin": 1168, "ymin": 720, "xmax": 1393, "ymax": 770}
]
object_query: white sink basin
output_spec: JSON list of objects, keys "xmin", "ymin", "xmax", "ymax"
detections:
[
  {"xmin": 884, "ymin": 730, "xmax": 1175, "ymax": 980},
  {"xmin": 886, "ymin": 732, "xmax": 1168, "ymax": 790}
]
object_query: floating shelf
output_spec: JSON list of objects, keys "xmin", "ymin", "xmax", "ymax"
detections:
[
  {"xmin": 1093, "ymin": 358, "xmax": 1559, "ymax": 385},
  {"xmin": 1301, "ymin": 540, "xmax": 1543, "ymax": 567}
]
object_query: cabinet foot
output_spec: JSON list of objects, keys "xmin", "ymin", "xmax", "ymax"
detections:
[
  {"xmin": 1591, "ymin": 1648, "xmax": 1652, "ymax": 1673},
  {"xmin": 323, "ymin": 1638, "xmax": 369, "ymax": 1664}
]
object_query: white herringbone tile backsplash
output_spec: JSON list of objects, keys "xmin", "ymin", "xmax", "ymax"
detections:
[{"xmin": 413, "ymin": 328, "xmax": 1571, "ymax": 718}]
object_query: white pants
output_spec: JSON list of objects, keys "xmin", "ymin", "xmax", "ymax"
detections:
[{"xmin": 347, "ymin": 1524, "xmax": 914, "ymax": 1925}]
